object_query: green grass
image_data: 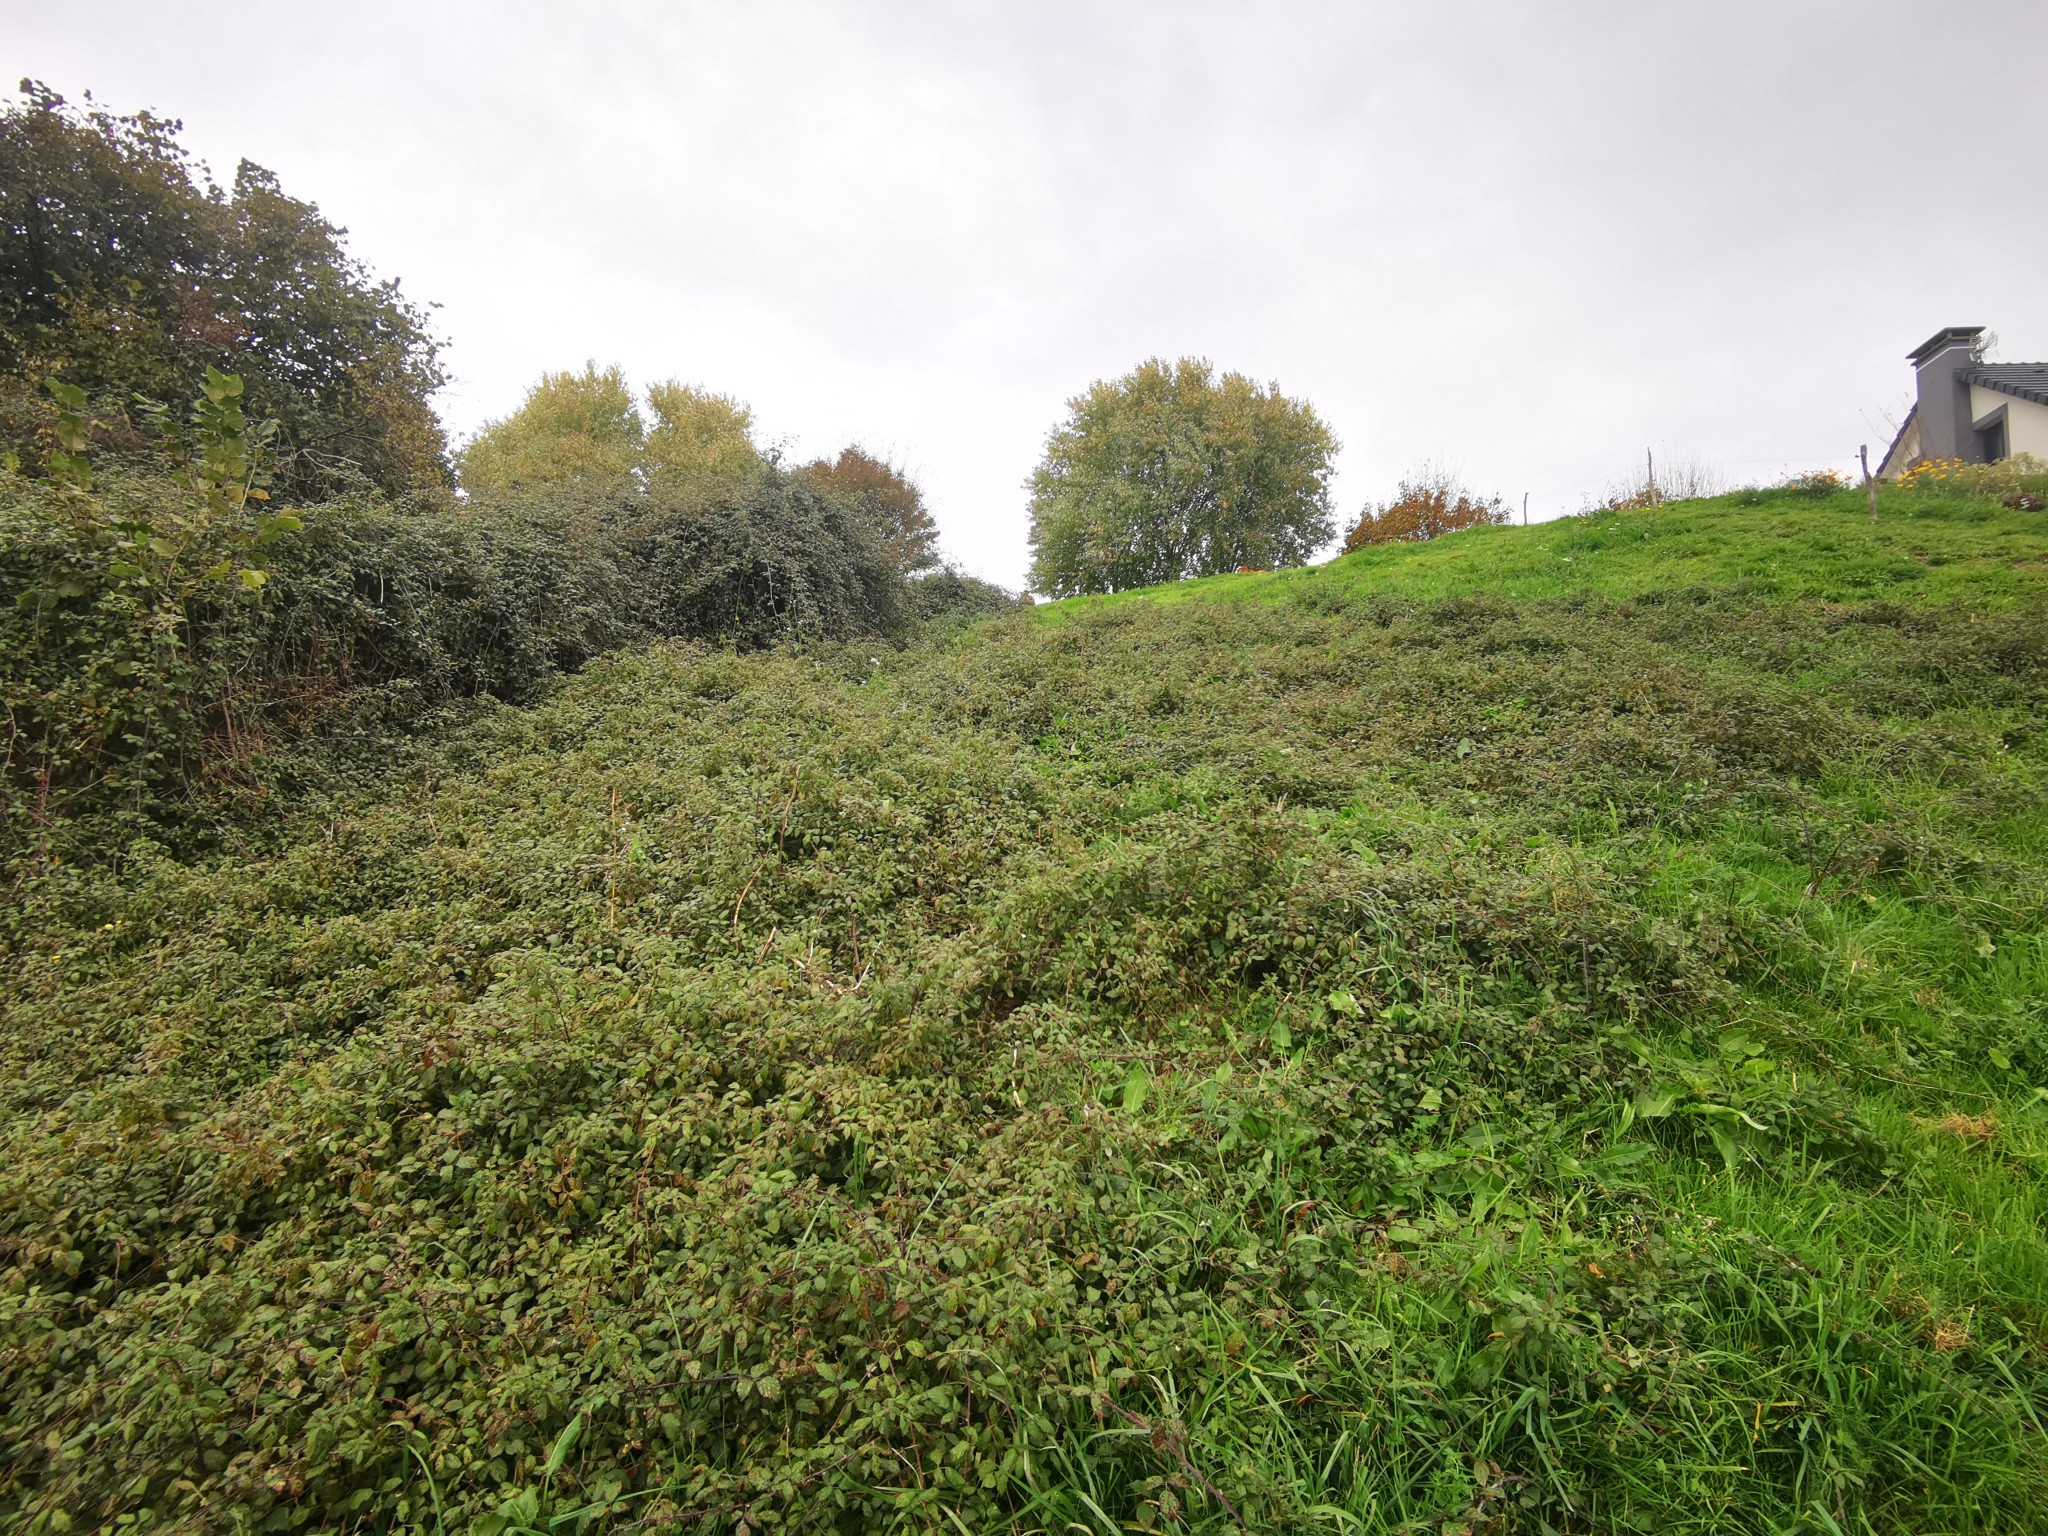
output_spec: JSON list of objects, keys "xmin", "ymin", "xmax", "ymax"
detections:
[
  {"xmin": 1054, "ymin": 486, "xmax": 2048, "ymax": 613},
  {"xmin": 3, "ymin": 489, "xmax": 2047, "ymax": 1533}
]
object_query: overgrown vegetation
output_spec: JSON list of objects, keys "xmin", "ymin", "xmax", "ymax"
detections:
[
  {"xmin": 7, "ymin": 74, "xmax": 2048, "ymax": 1536},
  {"xmin": 4, "ymin": 482, "xmax": 2045, "ymax": 1533},
  {"xmin": 0, "ymin": 392, "xmax": 981, "ymax": 858},
  {"xmin": 0, "ymin": 82, "xmax": 448, "ymax": 498}
]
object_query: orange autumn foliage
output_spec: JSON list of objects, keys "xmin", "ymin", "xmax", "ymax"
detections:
[{"xmin": 1343, "ymin": 476, "xmax": 1509, "ymax": 552}]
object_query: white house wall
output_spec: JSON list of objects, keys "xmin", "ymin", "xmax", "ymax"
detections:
[{"xmin": 1971, "ymin": 386, "xmax": 2048, "ymax": 460}]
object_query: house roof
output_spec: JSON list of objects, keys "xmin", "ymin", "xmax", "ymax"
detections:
[
  {"xmin": 1878, "ymin": 402, "xmax": 1918, "ymax": 477},
  {"xmin": 1962, "ymin": 364, "xmax": 2048, "ymax": 408}
]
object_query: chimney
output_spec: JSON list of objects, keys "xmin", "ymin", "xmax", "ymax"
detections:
[{"xmin": 1907, "ymin": 326, "xmax": 1986, "ymax": 463}]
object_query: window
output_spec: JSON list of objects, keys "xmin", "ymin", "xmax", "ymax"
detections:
[{"xmin": 1974, "ymin": 406, "xmax": 2009, "ymax": 462}]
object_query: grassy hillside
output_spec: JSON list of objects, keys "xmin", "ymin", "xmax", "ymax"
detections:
[
  {"xmin": 4, "ymin": 489, "xmax": 2047, "ymax": 1534},
  {"xmin": 1062, "ymin": 486, "xmax": 2048, "ymax": 612}
]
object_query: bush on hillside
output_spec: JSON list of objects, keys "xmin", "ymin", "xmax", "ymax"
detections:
[
  {"xmin": 2, "ymin": 383, "xmax": 958, "ymax": 855},
  {"xmin": 626, "ymin": 468, "xmax": 907, "ymax": 648},
  {"xmin": 465, "ymin": 466, "xmax": 913, "ymax": 648},
  {"xmin": 0, "ymin": 467, "xmax": 638, "ymax": 850},
  {"xmin": 1344, "ymin": 468, "xmax": 1509, "ymax": 550},
  {"xmin": 257, "ymin": 498, "xmax": 640, "ymax": 706},
  {"xmin": 906, "ymin": 564, "xmax": 1017, "ymax": 626}
]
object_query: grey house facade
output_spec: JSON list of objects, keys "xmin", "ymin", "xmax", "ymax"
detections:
[{"xmin": 1877, "ymin": 326, "xmax": 2048, "ymax": 476}]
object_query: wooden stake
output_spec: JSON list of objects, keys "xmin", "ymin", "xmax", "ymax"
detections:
[
  {"xmin": 1522, "ymin": 491, "xmax": 1529, "ymax": 526},
  {"xmin": 1860, "ymin": 444, "xmax": 1876, "ymax": 524}
]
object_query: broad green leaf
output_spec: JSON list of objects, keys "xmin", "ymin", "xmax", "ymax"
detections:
[
  {"xmin": 1633, "ymin": 1085, "xmax": 1681, "ymax": 1121},
  {"xmin": 1704, "ymin": 1122, "xmax": 1743, "ymax": 1176},
  {"xmin": 543, "ymin": 1414, "xmax": 582, "ymax": 1476},
  {"xmin": 1122, "ymin": 1064, "xmax": 1149, "ymax": 1113}
]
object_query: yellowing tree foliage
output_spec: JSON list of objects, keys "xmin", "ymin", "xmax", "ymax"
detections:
[
  {"xmin": 644, "ymin": 382, "xmax": 762, "ymax": 495},
  {"xmin": 457, "ymin": 363, "xmax": 643, "ymax": 492},
  {"xmin": 458, "ymin": 370, "xmax": 769, "ymax": 498}
]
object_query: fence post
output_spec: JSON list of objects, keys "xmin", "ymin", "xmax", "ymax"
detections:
[{"xmin": 1860, "ymin": 444, "xmax": 1876, "ymax": 524}]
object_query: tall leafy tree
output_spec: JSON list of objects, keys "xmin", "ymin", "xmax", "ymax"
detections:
[
  {"xmin": 456, "ymin": 364, "xmax": 644, "ymax": 492},
  {"xmin": 1026, "ymin": 357, "xmax": 1337, "ymax": 596},
  {"xmin": 0, "ymin": 80, "xmax": 448, "ymax": 496},
  {"xmin": 644, "ymin": 380, "xmax": 761, "ymax": 496},
  {"xmin": 796, "ymin": 447, "xmax": 940, "ymax": 577}
]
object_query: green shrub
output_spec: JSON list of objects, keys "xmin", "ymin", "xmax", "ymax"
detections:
[
  {"xmin": 0, "ymin": 465, "xmax": 639, "ymax": 854},
  {"xmin": 3, "ymin": 450, "xmax": 966, "ymax": 856},
  {"xmin": 258, "ymin": 495, "xmax": 639, "ymax": 706},
  {"xmin": 906, "ymin": 565, "xmax": 1016, "ymax": 627},
  {"xmin": 625, "ymin": 467, "xmax": 907, "ymax": 648}
]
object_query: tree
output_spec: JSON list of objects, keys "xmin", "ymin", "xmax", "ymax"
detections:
[
  {"xmin": 459, "ymin": 372, "xmax": 767, "ymax": 500},
  {"xmin": 456, "ymin": 364, "xmax": 643, "ymax": 493},
  {"xmin": 796, "ymin": 447, "xmax": 940, "ymax": 576},
  {"xmin": 0, "ymin": 81, "xmax": 448, "ymax": 497},
  {"xmin": 644, "ymin": 381, "xmax": 761, "ymax": 497},
  {"xmin": 1342, "ymin": 467, "xmax": 1508, "ymax": 551},
  {"xmin": 1026, "ymin": 357, "xmax": 1337, "ymax": 596}
]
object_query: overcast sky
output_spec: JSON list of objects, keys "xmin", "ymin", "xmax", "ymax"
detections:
[{"xmin": 10, "ymin": 1, "xmax": 2046, "ymax": 584}]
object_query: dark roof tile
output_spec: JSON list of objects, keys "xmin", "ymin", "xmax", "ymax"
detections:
[{"xmin": 1961, "ymin": 364, "xmax": 2048, "ymax": 407}]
